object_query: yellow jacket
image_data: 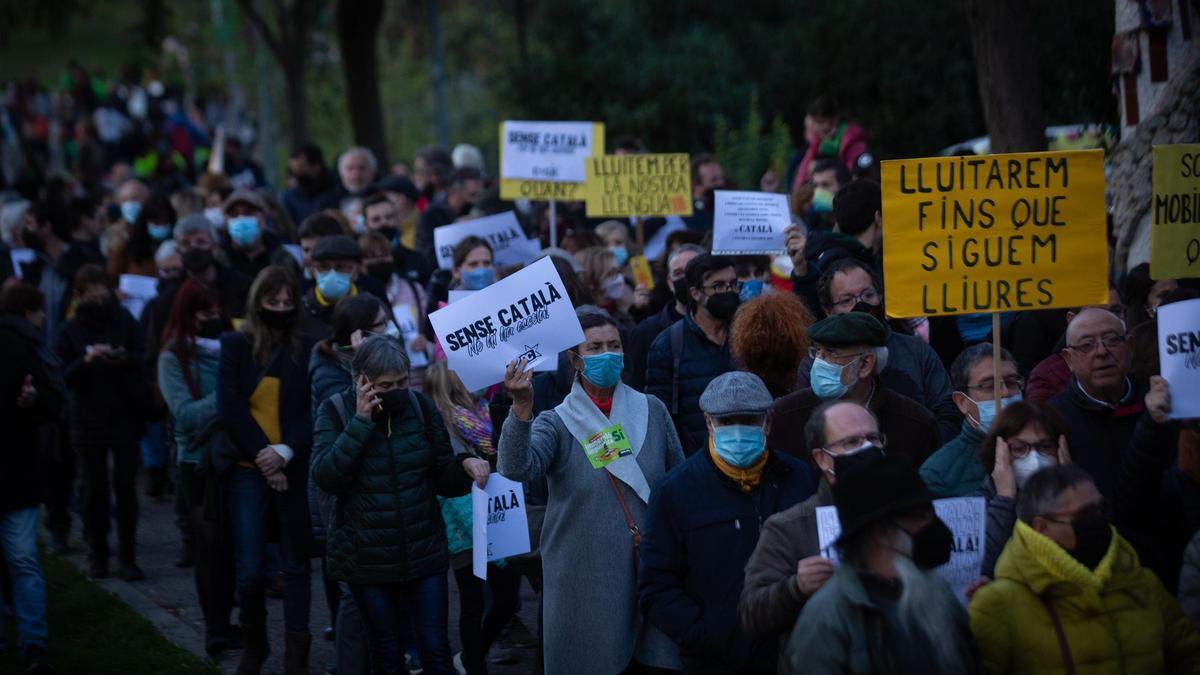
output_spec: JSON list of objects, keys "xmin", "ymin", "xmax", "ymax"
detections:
[{"xmin": 969, "ymin": 520, "xmax": 1200, "ymax": 675}]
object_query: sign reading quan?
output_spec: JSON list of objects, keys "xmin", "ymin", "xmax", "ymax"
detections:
[
  {"xmin": 498, "ymin": 121, "xmax": 606, "ymax": 202},
  {"xmin": 1151, "ymin": 144, "xmax": 1200, "ymax": 280},
  {"xmin": 880, "ymin": 149, "xmax": 1108, "ymax": 318}
]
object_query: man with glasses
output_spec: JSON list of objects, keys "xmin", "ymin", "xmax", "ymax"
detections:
[
  {"xmin": 1048, "ymin": 308, "xmax": 1143, "ymax": 501},
  {"xmin": 802, "ymin": 257, "xmax": 961, "ymax": 443},
  {"xmin": 969, "ymin": 464, "xmax": 1200, "ymax": 675},
  {"xmin": 739, "ymin": 400, "xmax": 884, "ymax": 645},
  {"xmin": 627, "ymin": 243, "xmax": 704, "ymax": 391},
  {"xmin": 646, "ymin": 253, "xmax": 738, "ymax": 455},
  {"xmin": 768, "ymin": 312, "xmax": 939, "ymax": 465},
  {"xmin": 920, "ymin": 343, "xmax": 1023, "ymax": 497}
]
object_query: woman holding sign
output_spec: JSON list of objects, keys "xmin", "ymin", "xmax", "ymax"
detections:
[{"xmin": 498, "ymin": 308, "xmax": 685, "ymax": 674}]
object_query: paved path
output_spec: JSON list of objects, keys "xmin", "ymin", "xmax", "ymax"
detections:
[{"xmin": 52, "ymin": 482, "xmax": 540, "ymax": 674}]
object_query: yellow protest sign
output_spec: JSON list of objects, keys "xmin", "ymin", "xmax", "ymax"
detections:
[
  {"xmin": 498, "ymin": 123, "xmax": 605, "ymax": 201},
  {"xmin": 1151, "ymin": 144, "xmax": 1200, "ymax": 279},
  {"xmin": 881, "ymin": 149, "xmax": 1108, "ymax": 318},
  {"xmin": 584, "ymin": 153, "xmax": 692, "ymax": 218}
]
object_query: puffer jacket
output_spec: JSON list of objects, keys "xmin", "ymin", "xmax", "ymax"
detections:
[
  {"xmin": 1179, "ymin": 528, "xmax": 1200, "ymax": 632},
  {"xmin": 645, "ymin": 313, "xmax": 734, "ymax": 455},
  {"xmin": 920, "ymin": 421, "xmax": 987, "ymax": 498},
  {"xmin": 311, "ymin": 389, "xmax": 472, "ymax": 585},
  {"xmin": 969, "ymin": 520, "xmax": 1200, "ymax": 675}
]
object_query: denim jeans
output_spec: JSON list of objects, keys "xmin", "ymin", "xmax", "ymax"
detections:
[
  {"xmin": 350, "ymin": 573, "xmax": 453, "ymax": 675},
  {"xmin": 0, "ymin": 508, "xmax": 48, "ymax": 649},
  {"xmin": 140, "ymin": 421, "xmax": 168, "ymax": 469},
  {"xmin": 226, "ymin": 466, "xmax": 310, "ymax": 633}
]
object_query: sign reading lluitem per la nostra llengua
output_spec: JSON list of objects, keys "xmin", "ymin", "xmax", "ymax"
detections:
[{"xmin": 880, "ymin": 149, "xmax": 1108, "ymax": 318}]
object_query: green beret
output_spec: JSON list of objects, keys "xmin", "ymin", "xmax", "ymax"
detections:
[{"xmin": 807, "ymin": 312, "xmax": 887, "ymax": 347}]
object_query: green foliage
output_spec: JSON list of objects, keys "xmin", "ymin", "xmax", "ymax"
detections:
[{"xmin": 713, "ymin": 93, "xmax": 792, "ymax": 190}]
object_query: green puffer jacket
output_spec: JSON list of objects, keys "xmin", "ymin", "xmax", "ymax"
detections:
[
  {"xmin": 920, "ymin": 421, "xmax": 987, "ymax": 498},
  {"xmin": 311, "ymin": 390, "xmax": 472, "ymax": 585}
]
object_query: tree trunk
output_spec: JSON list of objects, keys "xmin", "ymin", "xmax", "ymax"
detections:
[
  {"xmin": 283, "ymin": 59, "xmax": 309, "ymax": 150},
  {"xmin": 336, "ymin": 0, "xmax": 388, "ymax": 167},
  {"xmin": 964, "ymin": 0, "xmax": 1047, "ymax": 153}
]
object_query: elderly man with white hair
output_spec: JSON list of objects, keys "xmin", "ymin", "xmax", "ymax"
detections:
[{"xmin": 336, "ymin": 146, "xmax": 378, "ymax": 215}]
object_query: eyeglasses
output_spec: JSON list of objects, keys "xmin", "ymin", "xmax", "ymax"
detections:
[
  {"xmin": 1065, "ymin": 334, "xmax": 1126, "ymax": 354},
  {"xmin": 809, "ymin": 347, "xmax": 868, "ymax": 363},
  {"xmin": 1005, "ymin": 438, "xmax": 1057, "ymax": 458},
  {"xmin": 831, "ymin": 289, "xmax": 881, "ymax": 312},
  {"xmin": 963, "ymin": 377, "xmax": 1025, "ymax": 393},
  {"xmin": 821, "ymin": 432, "xmax": 887, "ymax": 453},
  {"xmin": 701, "ymin": 280, "xmax": 742, "ymax": 294}
]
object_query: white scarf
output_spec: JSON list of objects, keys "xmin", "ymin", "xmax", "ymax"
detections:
[{"xmin": 554, "ymin": 379, "xmax": 652, "ymax": 503}]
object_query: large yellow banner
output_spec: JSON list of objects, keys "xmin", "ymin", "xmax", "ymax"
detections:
[
  {"xmin": 1151, "ymin": 144, "xmax": 1200, "ymax": 280},
  {"xmin": 498, "ymin": 123, "xmax": 605, "ymax": 201},
  {"xmin": 881, "ymin": 149, "xmax": 1108, "ymax": 318}
]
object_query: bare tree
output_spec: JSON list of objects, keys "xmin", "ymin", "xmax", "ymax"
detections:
[
  {"xmin": 234, "ymin": 0, "xmax": 323, "ymax": 148},
  {"xmin": 964, "ymin": 0, "xmax": 1047, "ymax": 153},
  {"xmin": 335, "ymin": 0, "xmax": 388, "ymax": 166}
]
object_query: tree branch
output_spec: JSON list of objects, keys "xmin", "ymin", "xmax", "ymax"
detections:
[{"xmin": 234, "ymin": 0, "xmax": 283, "ymax": 60}]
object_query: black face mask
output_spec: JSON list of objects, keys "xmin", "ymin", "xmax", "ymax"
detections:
[
  {"xmin": 379, "ymin": 226, "xmax": 399, "ymax": 242},
  {"xmin": 830, "ymin": 444, "xmax": 885, "ymax": 477},
  {"xmin": 77, "ymin": 300, "xmax": 115, "ymax": 328},
  {"xmin": 1067, "ymin": 512, "xmax": 1112, "ymax": 569},
  {"xmin": 705, "ymin": 291, "xmax": 741, "ymax": 321},
  {"xmin": 379, "ymin": 388, "xmax": 409, "ymax": 416},
  {"xmin": 258, "ymin": 307, "xmax": 296, "ymax": 332},
  {"xmin": 182, "ymin": 248, "xmax": 214, "ymax": 274},
  {"xmin": 909, "ymin": 517, "xmax": 954, "ymax": 570},
  {"xmin": 196, "ymin": 318, "xmax": 225, "ymax": 340},
  {"xmin": 367, "ymin": 262, "xmax": 395, "ymax": 283},
  {"xmin": 23, "ymin": 229, "xmax": 44, "ymax": 252},
  {"xmin": 672, "ymin": 281, "xmax": 691, "ymax": 308},
  {"xmin": 852, "ymin": 300, "xmax": 884, "ymax": 321}
]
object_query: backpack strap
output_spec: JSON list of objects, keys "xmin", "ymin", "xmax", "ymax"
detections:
[
  {"xmin": 1041, "ymin": 597, "xmax": 1075, "ymax": 675},
  {"xmin": 669, "ymin": 320, "xmax": 685, "ymax": 416}
]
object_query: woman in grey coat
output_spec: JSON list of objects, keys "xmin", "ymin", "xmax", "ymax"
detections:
[{"xmin": 498, "ymin": 309, "xmax": 684, "ymax": 674}]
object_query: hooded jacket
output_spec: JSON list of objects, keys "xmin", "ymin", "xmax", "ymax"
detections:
[{"xmin": 969, "ymin": 520, "xmax": 1200, "ymax": 675}]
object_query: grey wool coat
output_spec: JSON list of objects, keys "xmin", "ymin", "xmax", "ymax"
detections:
[{"xmin": 498, "ymin": 396, "xmax": 685, "ymax": 675}]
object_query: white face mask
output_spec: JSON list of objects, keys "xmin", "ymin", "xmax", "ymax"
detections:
[{"xmin": 1011, "ymin": 451, "xmax": 1056, "ymax": 489}]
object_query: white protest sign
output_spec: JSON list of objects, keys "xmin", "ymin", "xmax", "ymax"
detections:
[
  {"xmin": 711, "ymin": 190, "xmax": 791, "ymax": 255},
  {"xmin": 1158, "ymin": 298, "xmax": 1200, "ymax": 419},
  {"xmin": 816, "ymin": 496, "xmax": 986, "ymax": 604},
  {"xmin": 119, "ymin": 274, "xmax": 159, "ymax": 320},
  {"xmin": 429, "ymin": 256, "xmax": 583, "ymax": 391},
  {"xmin": 448, "ymin": 290, "xmax": 476, "ymax": 304},
  {"xmin": 472, "ymin": 474, "xmax": 531, "ymax": 580},
  {"xmin": 392, "ymin": 304, "xmax": 429, "ymax": 369},
  {"xmin": 501, "ymin": 121, "xmax": 595, "ymax": 182},
  {"xmin": 433, "ymin": 211, "xmax": 541, "ymax": 271},
  {"xmin": 9, "ymin": 248, "xmax": 36, "ymax": 279}
]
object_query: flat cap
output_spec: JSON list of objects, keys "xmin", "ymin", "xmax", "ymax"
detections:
[
  {"xmin": 807, "ymin": 312, "xmax": 887, "ymax": 347},
  {"xmin": 699, "ymin": 371, "xmax": 774, "ymax": 418},
  {"xmin": 311, "ymin": 235, "xmax": 362, "ymax": 262},
  {"xmin": 222, "ymin": 188, "xmax": 266, "ymax": 214},
  {"xmin": 377, "ymin": 175, "xmax": 420, "ymax": 201}
]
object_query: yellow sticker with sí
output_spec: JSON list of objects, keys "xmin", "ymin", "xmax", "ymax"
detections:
[{"xmin": 583, "ymin": 423, "xmax": 633, "ymax": 469}]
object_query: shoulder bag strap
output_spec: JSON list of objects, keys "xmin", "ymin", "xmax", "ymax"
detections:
[
  {"xmin": 1040, "ymin": 596, "xmax": 1076, "ymax": 675},
  {"xmin": 605, "ymin": 471, "xmax": 642, "ymax": 571}
]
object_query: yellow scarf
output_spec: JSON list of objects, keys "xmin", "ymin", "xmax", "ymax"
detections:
[
  {"xmin": 709, "ymin": 438, "xmax": 769, "ymax": 492},
  {"xmin": 314, "ymin": 283, "xmax": 358, "ymax": 307}
]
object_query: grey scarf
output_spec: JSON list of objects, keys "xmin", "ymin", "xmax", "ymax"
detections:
[{"xmin": 554, "ymin": 379, "xmax": 651, "ymax": 502}]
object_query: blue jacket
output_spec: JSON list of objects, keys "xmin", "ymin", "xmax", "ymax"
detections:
[
  {"xmin": 919, "ymin": 421, "xmax": 987, "ymax": 498},
  {"xmin": 639, "ymin": 448, "xmax": 815, "ymax": 674},
  {"xmin": 645, "ymin": 313, "xmax": 734, "ymax": 455}
]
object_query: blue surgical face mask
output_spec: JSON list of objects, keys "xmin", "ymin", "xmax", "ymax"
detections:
[
  {"xmin": 970, "ymin": 393, "xmax": 1023, "ymax": 431},
  {"xmin": 462, "ymin": 266, "xmax": 495, "ymax": 290},
  {"xmin": 740, "ymin": 279, "xmax": 765, "ymax": 302},
  {"xmin": 581, "ymin": 352, "xmax": 624, "ymax": 388},
  {"xmin": 810, "ymin": 356, "xmax": 858, "ymax": 400},
  {"xmin": 120, "ymin": 200, "xmax": 142, "ymax": 224},
  {"xmin": 317, "ymin": 270, "xmax": 353, "ymax": 301},
  {"xmin": 609, "ymin": 246, "xmax": 629, "ymax": 267},
  {"xmin": 227, "ymin": 216, "xmax": 260, "ymax": 247},
  {"xmin": 148, "ymin": 223, "xmax": 172, "ymax": 241},
  {"xmin": 712, "ymin": 424, "xmax": 767, "ymax": 468}
]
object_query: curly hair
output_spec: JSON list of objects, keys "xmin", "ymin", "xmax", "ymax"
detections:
[{"xmin": 730, "ymin": 291, "xmax": 816, "ymax": 397}]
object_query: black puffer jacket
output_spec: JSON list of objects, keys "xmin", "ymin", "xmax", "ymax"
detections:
[{"xmin": 311, "ymin": 390, "xmax": 472, "ymax": 584}]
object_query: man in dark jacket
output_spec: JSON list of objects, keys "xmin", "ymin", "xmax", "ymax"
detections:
[
  {"xmin": 640, "ymin": 372, "xmax": 814, "ymax": 674},
  {"xmin": 281, "ymin": 142, "xmax": 339, "ymax": 226},
  {"xmin": 645, "ymin": 253, "xmax": 738, "ymax": 454},
  {"xmin": 298, "ymin": 235, "xmax": 376, "ymax": 344},
  {"xmin": 627, "ymin": 243, "xmax": 703, "ymax": 391},
  {"xmin": 57, "ymin": 264, "xmax": 148, "ymax": 580},
  {"xmin": 770, "ymin": 312, "xmax": 940, "ymax": 466},
  {"xmin": 796, "ymin": 257, "xmax": 961, "ymax": 442},
  {"xmin": 219, "ymin": 188, "xmax": 300, "ymax": 280},
  {"xmin": 413, "ymin": 167, "xmax": 483, "ymax": 269},
  {"xmin": 0, "ymin": 283, "xmax": 63, "ymax": 673},
  {"xmin": 739, "ymin": 400, "xmax": 881, "ymax": 646}
]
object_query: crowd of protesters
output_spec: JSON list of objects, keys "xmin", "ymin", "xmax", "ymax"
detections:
[{"xmin": 1, "ymin": 66, "xmax": 1200, "ymax": 675}]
